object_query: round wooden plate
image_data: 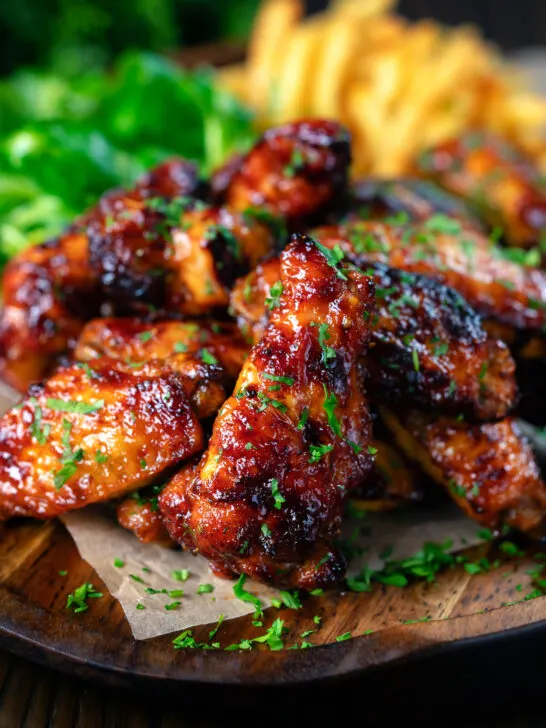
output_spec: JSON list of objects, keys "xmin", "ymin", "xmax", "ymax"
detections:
[{"xmin": 0, "ymin": 518, "xmax": 545, "ymax": 689}]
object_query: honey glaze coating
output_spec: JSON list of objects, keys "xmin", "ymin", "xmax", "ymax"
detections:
[
  {"xmin": 212, "ymin": 119, "xmax": 351, "ymax": 226},
  {"xmin": 117, "ymin": 491, "xmax": 173, "ymax": 546},
  {"xmin": 313, "ymin": 219, "xmax": 546, "ymax": 333},
  {"xmin": 89, "ymin": 199, "xmax": 276, "ymax": 317},
  {"xmin": 0, "ymin": 354, "xmax": 226, "ymax": 519},
  {"xmin": 0, "ymin": 159, "xmax": 200, "ymax": 393},
  {"xmin": 381, "ymin": 408, "xmax": 546, "ymax": 534},
  {"xmin": 75, "ymin": 318, "xmax": 249, "ymax": 382},
  {"xmin": 231, "ymin": 257, "xmax": 516, "ymax": 421},
  {"xmin": 416, "ymin": 131, "xmax": 546, "ymax": 248},
  {"xmin": 160, "ymin": 235, "xmax": 375, "ymax": 589}
]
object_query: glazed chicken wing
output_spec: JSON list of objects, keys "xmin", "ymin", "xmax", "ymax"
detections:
[
  {"xmin": 381, "ymin": 408, "xmax": 546, "ymax": 534},
  {"xmin": 0, "ymin": 354, "xmax": 225, "ymax": 519},
  {"xmin": 231, "ymin": 256, "xmax": 516, "ymax": 420},
  {"xmin": 0, "ymin": 159, "xmax": 200, "ymax": 392},
  {"xmin": 211, "ymin": 119, "xmax": 351, "ymax": 227},
  {"xmin": 415, "ymin": 131, "xmax": 546, "ymax": 248},
  {"xmin": 160, "ymin": 235, "xmax": 375, "ymax": 589},
  {"xmin": 348, "ymin": 178, "xmax": 483, "ymax": 231},
  {"xmin": 313, "ymin": 219, "xmax": 546, "ymax": 333},
  {"xmin": 75, "ymin": 318, "xmax": 248, "ymax": 381},
  {"xmin": 88, "ymin": 200, "xmax": 277, "ymax": 317},
  {"xmin": 117, "ymin": 489, "xmax": 172, "ymax": 546}
]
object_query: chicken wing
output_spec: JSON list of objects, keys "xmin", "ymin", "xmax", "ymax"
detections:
[
  {"xmin": 117, "ymin": 489, "xmax": 172, "ymax": 546},
  {"xmin": 381, "ymin": 408, "xmax": 546, "ymax": 534},
  {"xmin": 0, "ymin": 159, "xmax": 200, "ymax": 392},
  {"xmin": 351, "ymin": 439, "xmax": 422, "ymax": 512},
  {"xmin": 231, "ymin": 256, "xmax": 516, "ymax": 420},
  {"xmin": 415, "ymin": 131, "xmax": 546, "ymax": 248},
  {"xmin": 348, "ymin": 177, "xmax": 483, "ymax": 231},
  {"xmin": 312, "ymin": 219, "xmax": 546, "ymax": 333},
  {"xmin": 0, "ymin": 354, "xmax": 225, "ymax": 519},
  {"xmin": 75, "ymin": 318, "xmax": 248, "ymax": 381},
  {"xmin": 211, "ymin": 119, "xmax": 351, "ymax": 227},
  {"xmin": 160, "ymin": 234, "xmax": 375, "ymax": 589},
  {"xmin": 88, "ymin": 200, "xmax": 277, "ymax": 316}
]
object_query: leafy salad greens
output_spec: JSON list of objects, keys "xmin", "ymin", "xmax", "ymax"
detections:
[{"xmin": 0, "ymin": 51, "xmax": 256, "ymax": 267}]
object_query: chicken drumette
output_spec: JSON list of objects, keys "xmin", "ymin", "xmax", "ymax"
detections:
[{"xmin": 160, "ymin": 235, "xmax": 375, "ymax": 589}]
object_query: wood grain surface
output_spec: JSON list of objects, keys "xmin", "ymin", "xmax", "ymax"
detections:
[{"xmin": 0, "ymin": 516, "xmax": 545, "ymax": 692}]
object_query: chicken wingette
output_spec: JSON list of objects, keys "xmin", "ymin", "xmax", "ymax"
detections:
[
  {"xmin": 231, "ymin": 256, "xmax": 516, "ymax": 420},
  {"xmin": 0, "ymin": 354, "xmax": 225, "ymax": 519},
  {"xmin": 0, "ymin": 159, "xmax": 200, "ymax": 392},
  {"xmin": 312, "ymin": 219, "xmax": 546, "ymax": 333},
  {"xmin": 160, "ymin": 234, "xmax": 375, "ymax": 589},
  {"xmin": 415, "ymin": 131, "xmax": 546, "ymax": 248},
  {"xmin": 75, "ymin": 318, "xmax": 248, "ymax": 382},
  {"xmin": 211, "ymin": 119, "xmax": 351, "ymax": 227},
  {"xmin": 381, "ymin": 408, "xmax": 546, "ymax": 534}
]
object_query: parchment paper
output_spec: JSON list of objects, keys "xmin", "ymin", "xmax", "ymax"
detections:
[{"xmin": 60, "ymin": 503, "xmax": 484, "ymax": 640}]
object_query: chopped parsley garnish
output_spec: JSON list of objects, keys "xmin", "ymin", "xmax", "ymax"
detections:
[
  {"xmin": 30, "ymin": 406, "xmax": 50, "ymax": 445},
  {"xmin": 308, "ymin": 443, "xmax": 334, "ymax": 463},
  {"xmin": 412, "ymin": 348, "xmax": 420, "ymax": 373},
  {"xmin": 312, "ymin": 322, "xmax": 336, "ymax": 366},
  {"xmin": 46, "ymin": 398, "xmax": 104, "ymax": 414},
  {"xmin": 263, "ymin": 373, "xmax": 294, "ymax": 386},
  {"xmin": 271, "ymin": 478, "xmax": 286, "ymax": 509},
  {"xmin": 297, "ymin": 408, "xmax": 309, "ymax": 431},
  {"xmin": 174, "ymin": 341, "xmax": 188, "ymax": 353},
  {"xmin": 136, "ymin": 603, "xmax": 145, "ymax": 610},
  {"xmin": 265, "ymin": 281, "xmax": 283, "ymax": 310},
  {"xmin": 279, "ymin": 590, "xmax": 302, "ymax": 609},
  {"xmin": 66, "ymin": 583, "xmax": 103, "ymax": 614},
  {"xmin": 261, "ymin": 523, "xmax": 271, "ymax": 537},
  {"xmin": 233, "ymin": 574, "xmax": 263, "ymax": 617},
  {"xmin": 196, "ymin": 583, "xmax": 214, "ymax": 594},
  {"xmin": 310, "ymin": 589, "xmax": 324, "ymax": 597},
  {"xmin": 58, "ymin": 570, "xmax": 67, "ymax": 576},
  {"xmin": 129, "ymin": 574, "xmax": 145, "ymax": 584},
  {"xmin": 164, "ymin": 601, "xmax": 181, "ymax": 611},
  {"xmin": 138, "ymin": 331, "xmax": 153, "ymax": 343},
  {"xmin": 315, "ymin": 241, "xmax": 348, "ymax": 280},
  {"xmin": 284, "ymin": 147, "xmax": 305, "ymax": 177},
  {"xmin": 423, "ymin": 214, "xmax": 462, "ymax": 235},
  {"xmin": 201, "ymin": 349, "xmax": 219, "ymax": 366},
  {"xmin": 94, "ymin": 450, "xmax": 108, "ymax": 463},
  {"xmin": 113, "ymin": 558, "xmax": 125, "ymax": 568},
  {"xmin": 322, "ymin": 385, "xmax": 342, "ymax": 437},
  {"xmin": 336, "ymin": 632, "xmax": 352, "ymax": 642}
]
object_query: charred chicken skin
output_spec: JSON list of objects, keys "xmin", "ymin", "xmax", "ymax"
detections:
[
  {"xmin": 211, "ymin": 119, "xmax": 352, "ymax": 227},
  {"xmin": 312, "ymin": 219, "xmax": 546, "ymax": 333},
  {"xmin": 0, "ymin": 159, "xmax": 200, "ymax": 392},
  {"xmin": 88, "ymin": 200, "xmax": 277, "ymax": 317},
  {"xmin": 75, "ymin": 318, "xmax": 248, "ymax": 382},
  {"xmin": 381, "ymin": 408, "xmax": 546, "ymax": 534},
  {"xmin": 231, "ymin": 256, "xmax": 516, "ymax": 421},
  {"xmin": 160, "ymin": 235, "xmax": 375, "ymax": 589},
  {"xmin": 0, "ymin": 354, "xmax": 225, "ymax": 519},
  {"xmin": 415, "ymin": 131, "xmax": 546, "ymax": 248}
]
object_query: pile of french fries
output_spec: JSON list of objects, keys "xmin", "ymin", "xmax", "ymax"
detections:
[{"xmin": 220, "ymin": 0, "xmax": 546, "ymax": 175}]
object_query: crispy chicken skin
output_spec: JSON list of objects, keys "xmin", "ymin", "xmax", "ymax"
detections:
[
  {"xmin": 0, "ymin": 354, "xmax": 225, "ymax": 519},
  {"xmin": 382, "ymin": 408, "xmax": 546, "ymax": 534},
  {"xmin": 348, "ymin": 178, "xmax": 483, "ymax": 232},
  {"xmin": 0, "ymin": 159, "xmax": 200, "ymax": 392},
  {"xmin": 75, "ymin": 318, "xmax": 248, "ymax": 381},
  {"xmin": 415, "ymin": 132, "xmax": 546, "ymax": 247},
  {"xmin": 231, "ymin": 257, "xmax": 516, "ymax": 420},
  {"xmin": 312, "ymin": 220, "xmax": 546, "ymax": 333},
  {"xmin": 0, "ymin": 231, "xmax": 100, "ymax": 392},
  {"xmin": 352, "ymin": 439, "xmax": 422, "ymax": 512},
  {"xmin": 116, "ymin": 492, "xmax": 172, "ymax": 546},
  {"xmin": 89, "ymin": 200, "xmax": 276, "ymax": 316},
  {"xmin": 160, "ymin": 235, "xmax": 375, "ymax": 589},
  {"xmin": 211, "ymin": 119, "xmax": 351, "ymax": 226}
]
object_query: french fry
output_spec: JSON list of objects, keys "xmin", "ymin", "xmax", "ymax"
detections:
[{"xmin": 224, "ymin": 0, "xmax": 546, "ymax": 176}]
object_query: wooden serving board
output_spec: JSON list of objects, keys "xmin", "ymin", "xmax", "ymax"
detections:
[{"xmin": 0, "ymin": 515, "xmax": 545, "ymax": 688}]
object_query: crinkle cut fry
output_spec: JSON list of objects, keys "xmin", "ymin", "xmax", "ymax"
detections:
[{"xmin": 160, "ymin": 234, "xmax": 375, "ymax": 590}]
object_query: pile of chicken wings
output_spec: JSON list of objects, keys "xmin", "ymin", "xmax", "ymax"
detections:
[{"xmin": 2, "ymin": 120, "xmax": 546, "ymax": 590}]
